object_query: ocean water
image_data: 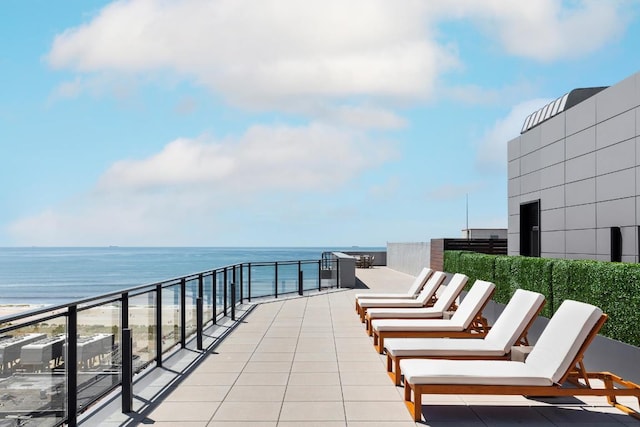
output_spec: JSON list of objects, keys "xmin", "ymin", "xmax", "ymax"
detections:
[{"xmin": 0, "ymin": 247, "xmax": 372, "ymax": 305}]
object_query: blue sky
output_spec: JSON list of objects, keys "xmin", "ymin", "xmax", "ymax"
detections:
[{"xmin": 2, "ymin": 0, "xmax": 640, "ymax": 246}]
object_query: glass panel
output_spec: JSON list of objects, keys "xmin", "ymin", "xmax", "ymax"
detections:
[
  {"xmin": 277, "ymin": 263, "xmax": 299, "ymax": 295},
  {"xmin": 129, "ymin": 291, "xmax": 157, "ymax": 371},
  {"xmin": 76, "ymin": 304, "xmax": 120, "ymax": 411},
  {"xmin": 0, "ymin": 314, "xmax": 68, "ymax": 426},
  {"xmin": 161, "ymin": 285, "xmax": 181, "ymax": 353},
  {"xmin": 301, "ymin": 261, "xmax": 320, "ymax": 291},
  {"xmin": 248, "ymin": 264, "xmax": 275, "ymax": 299},
  {"xmin": 203, "ymin": 274, "xmax": 214, "ymax": 323},
  {"xmin": 185, "ymin": 279, "xmax": 198, "ymax": 338}
]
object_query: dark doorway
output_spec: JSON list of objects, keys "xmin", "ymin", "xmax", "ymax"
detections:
[{"xmin": 520, "ymin": 201, "xmax": 540, "ymax": 257}]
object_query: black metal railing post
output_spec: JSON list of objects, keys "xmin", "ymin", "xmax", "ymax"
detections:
[
  {"xmin": 196, "ymin": 297, "xmax": 203, "ymax": 350},
  {"xmin": 180, "ymin": 278, "xmax": 186, "ymax": 348},
  {"xmin": 318, "ymin": 260, "xmax": 322, "ymax": 291},
  {"xmin": 248, "ymin": 263, "xmax": 252, "ymax": 302},
  {"xmin": 274, "ymin": 262, "xmax": 279, "ymax": 298},
  {"xmin": 122, "ymin": 328, "xmax": 133, "ymax": 413},
  {"xmin": 231, "ymin": 282, "xmax": 236, "ymax": 321},
  {"xmin": 239, "ymin": 264, "xmax": 244, "ymax": 303},
  {"xmin": 121, "ymin": 292, "xmax": 129, "ymax": 329},
  {"xmin": 298, "ymin": 261, "xmax": 303, "ymax": 296},
  {"xmin": 67, "ymin": 305, "xmax": 78, "ymax": 427},
  {"xmin": 336, "ymin": 258, "xmax": 340, "ymax": 288},
  {"xmin": 197, "ymin": 274, "xmax": 204, "ymax": 349},
  {"xmin": 212, "ymin": 272, "xmax": 217, "ymax": 324},
  {"xmin": 223, "ymin": 268, "xmax": 228, "ymax": 317},
  {"xmin": 155, "ymin": 284, "xmax": 163, "ymax": 368},
  {"xmin": 232, "ymin": 265, "xmax": 237, "ymax": 304}
]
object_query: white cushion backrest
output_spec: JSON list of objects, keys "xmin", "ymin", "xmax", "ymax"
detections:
[
  {"xmin": 450, "ymin": 280, "xmax": 495, "ymax": 327},
  {"xmin": 525, "ymin": 300, "xmax": 603, "ymax": 383},
  {"xmin": 484, "ymin": 289, "xmax": 545, "ymax": 351},
  {"xmin": 430, "ymin": 273, "xmax": 469, "ymax": 311},
  {"xmin": 407, "ymin": 268, "xmax": 433, "ymax": 296},
  {"xmin": 415, "ymin": 271, "xmax": 446, "ymax": 304}
]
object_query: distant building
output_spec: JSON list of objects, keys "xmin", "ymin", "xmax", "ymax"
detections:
[
  {"xmin": 461, "ymin": 228, "xmax": 507, "ymax": 239},
  {"xmin": 507, "ymin": 71, "xmax": 640, "ymax": 262}
]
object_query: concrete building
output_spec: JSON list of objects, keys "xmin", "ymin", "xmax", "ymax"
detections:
[
  {"xmin": 461, "ymin": 228, "xmax": 507, "ymax": 239},
  {"xmin": 507, "ymin": 71, "xmax": 640, "ymax": 262}
]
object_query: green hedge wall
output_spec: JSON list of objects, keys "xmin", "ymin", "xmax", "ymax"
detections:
[{"xmin": 442, "ymin": 251, "xmax": 640, "ymax": 346}]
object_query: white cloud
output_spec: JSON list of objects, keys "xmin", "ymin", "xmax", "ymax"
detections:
[
  {"xmin": 47, "ymin": 0, "xmax": 454, "ymax": 109},
  {"xmin": 475, "ymin": 98, "xmax": 552, "ymax": 170},
  {"xmin": 47, "ymin": 0, "xmax": 630, "ymax": 107},
  {"xmin": 427, "ymin": 0, "xmax": 630, "ymax": 61},
  {"xmin": 427, "ymin": 182, "xmax": 484, "ymax": 201},
  {"xmin": 98, "ymin": 123, "xmax": 395, "ymax": 193},
  {"xmin": 320, "ymin": 105, "xmax": 407, "ymax": 129},
  {"xmin": 8, "ymin": 123, "xmax": 397, "ymax": 245}
]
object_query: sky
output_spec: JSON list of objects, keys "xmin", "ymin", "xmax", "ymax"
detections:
[{"xmin": 2, "ymin": 0, "xmax": 640, "ymax": 247}]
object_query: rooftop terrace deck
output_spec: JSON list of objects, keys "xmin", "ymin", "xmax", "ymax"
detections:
[{"xmin": 85, "ymin": 267, "xmax": 640, "ymax": 426}]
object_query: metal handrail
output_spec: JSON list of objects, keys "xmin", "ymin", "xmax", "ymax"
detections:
[{"xmin": 0, "ymin": 257, "xmax": 341, "ymax": 427}]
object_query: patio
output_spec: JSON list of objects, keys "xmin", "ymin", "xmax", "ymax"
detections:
[{"xmin": 84, "ymin": 267, "xmax": 640, "ymax": 426}]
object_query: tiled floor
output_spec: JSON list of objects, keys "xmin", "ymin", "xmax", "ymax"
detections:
[{"xmin": 83, "ymin": 267, "xmax": 640, "ymax": 426}]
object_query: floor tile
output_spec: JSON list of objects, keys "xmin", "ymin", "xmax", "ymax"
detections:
[
  {"xmin": 225, "ymin": 385, "xmax": 286, "ymax": 402},
  {"xmin": 344, "ymin": 401, "xmax": 414, "ymax": 422},
  {"xmin": 279, "ymin": 401, "xmax": 345, "ymax": 421},
  {"xmin": 212, "ymin": 402, "xmax": 281, "ymax": 421},
  {"xmin": 147, "ymin": 401, "xmax": 220, "ymax": 422},
  {"xmin": 284, "ymin": 385, "xmax": 343, "ymax": 401}
]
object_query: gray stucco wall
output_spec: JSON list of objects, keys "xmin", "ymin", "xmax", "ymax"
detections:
[
  {"xmin": 386, "ymin": 242, "xmax": 430, "ymax": 275},
  {"xmin": 508, "ymin": 71, "xmax": 640, "ymax": 261}
]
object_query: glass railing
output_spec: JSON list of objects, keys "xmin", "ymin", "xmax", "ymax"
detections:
[{"xmin": 0, "ymin": 257, "xmax": 341, "ymax": 427}]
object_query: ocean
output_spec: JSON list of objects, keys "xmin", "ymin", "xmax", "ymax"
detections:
[{"xmin": 0, "ymin": 247, "xmax": 374, "ymax": 305}]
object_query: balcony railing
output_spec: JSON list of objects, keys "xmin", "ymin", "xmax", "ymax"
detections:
[{"xmin": 0, "ymin": 257, "xmax": 342, "ymax": 427}]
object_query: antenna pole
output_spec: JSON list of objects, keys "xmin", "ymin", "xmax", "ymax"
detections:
[{"xmin": 466, "ymin": 193, "xmax": 469, "ymax": 239}]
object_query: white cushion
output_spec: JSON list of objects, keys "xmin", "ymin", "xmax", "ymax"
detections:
[
  {"xmin": 371, "ymin": 279, "xmax": 492, "ymax": 332},
  {"xmin": 354, "ymin": 267, "xmax": 432, "ymax": 300},
  {"xmin": 365, "ymin": 307, "xmax": 444, "ymax": 320},
  {"xmin": 358, "ymin": 271, "xmax": 446, "ymax": 309},
  {"xmin": 449, "ymin": 280, "xmax": 495, "ymax": 328},
  {"xmin": 428, "ymin": 273, "xmax": 468, "ymax": 312},
  {"xmin": 483, "ymin": 289, "xmax": 545, "ymax": 352},
  {"xmin": 385, "ymin": 337, "xmax": 505, "ymax": 357},
  {"xmin": 373, "ymin": 318, "xmax": 466, "ymax": 332},
  {"xmin": 383, "ymin": 290, "xmax": 545, "ymax": 357},
  {"xmin": 525, "ymin": 300, "xmax": 603, "ymax": 383},
  {"xmin": 400, "ymin": 359, "xmax": 553, "ymax": 386}
]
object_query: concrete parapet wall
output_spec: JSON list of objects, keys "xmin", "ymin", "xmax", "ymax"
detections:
[{"xmin": 386, "ymin": 242, "xmax": 430, "ymax": 275}]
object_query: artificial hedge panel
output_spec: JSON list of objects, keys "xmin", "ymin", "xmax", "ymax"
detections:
[
  {"xmin": 508, "ymin": 256, "xmax": 554, "ymax": 318},
  {"xmin": 443, "ymin": 251, "xmax": 640, "ymax": 347},
  {"xmin": 458, "ymin": 252, "xmax": 496, "ymax": 290},
  {"xmin": 591, "ymin": 263, "xmax": 640, "ymax": 346},
  {"xmin": 443, "ymin": 250, "xmax": 465, "ymax": 276}
]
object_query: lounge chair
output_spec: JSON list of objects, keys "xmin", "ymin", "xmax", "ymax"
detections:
[
  {"xmin": 354, "ymin": 267, "xmax": 433, "ymax": 313},
  {"xmin": 356, "ymin": 271, "xmax": 447, "ymax": 323},
  {"xmin": 364, "ymin": 273, "xmax": 469, "ymax": 335},
  {"xmin": 384, "ymin": 289, "xmax": 545, "ymax": 385},
  {"xmin": 371, "ymin": 280, "xmax": 495, "ymax": 354},
  {"xmin": 400, "ymin": 299, "xmax": 640, "ymax": 421}
]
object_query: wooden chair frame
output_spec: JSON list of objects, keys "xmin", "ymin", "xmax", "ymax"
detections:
[
  {"xmin": 386, "ymin": 299, "xmax": 544, "ymax": 385},
  {"xmin": 364, "ymin": 296, "xmax": 444, "ymax": 336},
  {"xmin": 356, "ymin": 273, "xmax": 446, "ymax": 322},
  {"xmin": 402, "ymin": 314, "xmax": 640, "ymax": 421},
  {"xmin": 372, "ymin": 289, "xmax": 494, "ymax": 354},
  {"xmin": 373, "ymin": 314, "xmax": 490, "ymax": 354}
]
